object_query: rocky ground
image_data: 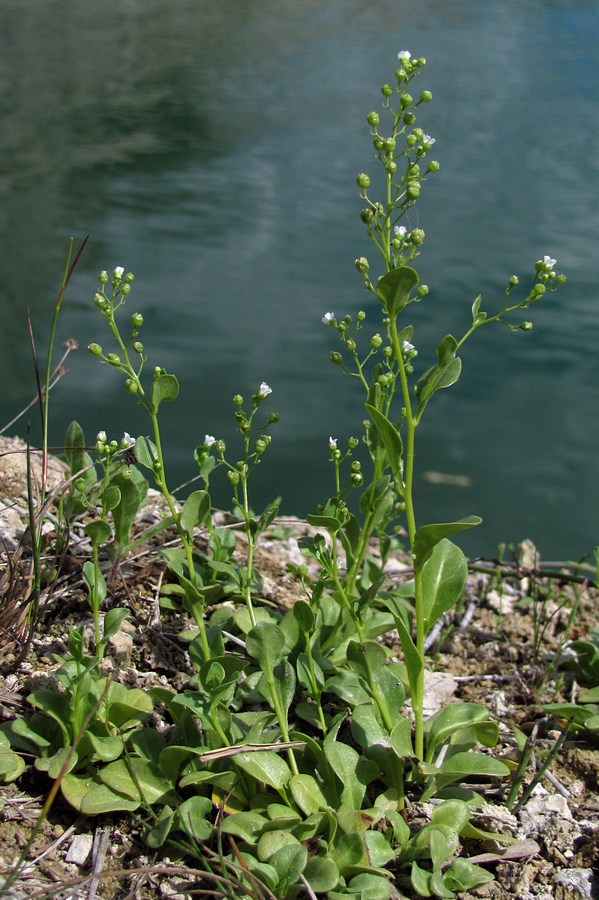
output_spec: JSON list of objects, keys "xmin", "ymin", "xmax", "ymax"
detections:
[{"xmin": 0, "ymin": 436, "xmax": 597, "ymax": 899}]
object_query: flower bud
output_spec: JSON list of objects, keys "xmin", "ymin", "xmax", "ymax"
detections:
[
  {"xmin": 228, "ymin": 470, "xmax": 240, "ymax": 486},
  {"xmin": 330, "ymin": 351, "xmax": 343, "ymax": 365},
  {"xmin": 255, "ymin": 438, "xmax": 268, "ymax": 454},
  {"xmin": 88, "ymin": 342, "xmax": 103, "ymax": 357},
  {"xmin": 356, "ymin": 173, "xmax": 371, "ymax": 189},
  {"xmin": 133, "ymin": 341, "xmax": 144, "ymax": 353},
  {"xmin": 381, "ymin": 84, "xmax": 393, "ymax": 97},
  {"xmin": 556, "ymin": 273, "xmax": 567, "ymax": 284},
  {"xmin": 406, "ymin": 164, "xmax": 420, "ymax": 179},
  {"xmin": 533, "ymin": 283, "xmax": 546, "ymax": 297},
  {"xmin": 520, "ymin": 321, "xmax": 533, "ymax": 330},
  {"xmin": 406, "ymin": 134, "xmax": 417, "ymax": 147},
  {"xmin": 410, "ymin": 228, "xmax": 425, "ymax": 245},
  {"xmin": 215, "ymin": 440, "xmax": 226, "ymax": 454},
  {"xmin": 124, "ymin": 378, "xmax": 138, "ymax": 393},
  {"xmin": 348, "ymin": 436, "xmax": 359, "ymax": 450},
  {"xmin": 355, "ymin": 257, "xmax": 370, "ymax": 274},
  {"xmin": 125, "ymin": 272, "xmax": 135, "ymax": 283},
  {"xmin": 370, "ymin": 333, "xmax": 383, "ymax": 350},
  {"xmin": 419, "ymin": 90, "xmax": 432, "ymax": 102},
  {"xmin": 131, "ymin": 313, "xmax": 144, "ymax": 328},
  {"xmin": 406, "ymin": 182, "xmax": 421, "ymax": 199},
  {"xmin": 509, "ymin": 275, "xmax": 519, "ymax": 286},
  {"xmin": 268, "ymin": 412, "xmax": 280, "ymax": 424},
  {"xmin": 357, "ymin": 310, "xmax": 366, "ymax": 321},
  {"xmin": 417, "ymin": 285, "xmax": 429, "ymax": 297},
  {"xmin": 233, "ymin": 394, "xmax": 243, "ymax": 407},
  {"xmin": 346, "ymin": 339, "xmax": 356, "ymax": 352},
  {"xmin": 121, "ymin": 283, "xmax": 131, "ymax": 295},
  {"xmin": 366, "ymin": 111, "xmax": 380, "ymax": 126},
  {"xmin": 93, "ymin": 292, "xmax": 105, "ymax": 308},
  {"xmin": 99, "ymin": 270, "xmax": 109, "ymax": 284},
  {"xmin": 426, "ymin": 160, "xmax": 440, "ymax": 173},
  {"xmin": 399, "ymin": 93, "xmax": 413, "ymax": 109},
  {"xmin": 350, "ymin": 472, "xmax": 363, "ymax": 487},
  {"xmin": 351, "ymin": 460, "xmax": 361, "ymax": 472},
  {"xmin": 403, "ymin": 112, "xmax": 416, "ymax": 125},
  {"xmin": 107, "ymin": 352, "xmax": 121, "ymax": 365}
]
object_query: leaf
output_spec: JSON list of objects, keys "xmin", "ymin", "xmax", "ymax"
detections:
[
  {"xmin": 306, "ymin": 513, "xmax": 342, "ymax": 533},
  {"xmin": 61, "ymin": 773, "xmax": 139, "ymax": 814},
  {"xmin": 394, "ymin": 615, "xmax": 422, "ymax": 704},
  {"xmin": 324, "ymin": 741, "xmax": 377, "ymax": 809},
  {"xmin": 331, "ymin": 831, "xmax": 365, "ymax": 875},
  {"xmin": 102, "ymin": 607, "xmax": 129, "ymax": 641},
  {"xmin": 413, "ymin": 518, "xmax": 482, "ymax": 572},
  {"xmin": 178, "ymin": 796, "xmax": 213, "ymax": 841},
  {"xmin": 134, "ymin": 435, "xmax": 158, "ymax": 470},
  {"xmin": 421, "ymin": 539, "xmax": 468, "ymax": 632},
  {"xmin": 219, "ymin": 810, "xmax": 269, "ymax": 843},
  {"xmin": 444, "ymin": 858, "xmax": 494, "ymax": 892},
  {"xmin": 145, "ymin": 805, "xmax": 175, "ymax": 849},
  {"xmin": 84, "ymin": 519, "xmax": 112, "ymax": 548},
  {"xmin": 303, "ymin": 856, "xmax": 340, "ymax": 893},
  {"xmin": 99, "ymin": 758, "xmax": 173, "ymax": 804},
  {"xmin": 180, "ymin": 490, "xmax": 211, "ymax": 538},
  {"xmin": 234, "ymin": 750, "xmax": 292, "ymax": 791},
  {"xmin": 365, "ymin": 405, "xmax": 403, "ymax": 486},
  {"xmin": 289, "ymin": 774, "xmax": 329, "ymax": 816},
  {"xmin": 269, "ymin": 843, "xmax": 308, "ymax": 894},
  {"xmin": 65, "ymin": 421, "xmax": 96, "ymax": 487},
  {"xmin": 151, "ymin": 372, "xmax": 179, "ymax": 411},
  {"xmin": 425, "ymin": 703, "xmax": 491, "ymax": 761},
  {"xmin": 347, "ymin": 872, "xmax": 393, "ymax": 900},
  {"xmin": 82, "ymin": 560, "xmax": 107, "ymax": 603},
  {"xmin": 110, "ymin": 468, "xmax": 148, "ymax": 548},
  {"xmin": 246, "ymin": 623, "xmax": 285, "ymax": 671},
  {"xmin": 376, "ymin": 265, "xmax": 419, "ymax": 317},
  {"xmin": 414, "ymin": 335, "xmax": 462, "ymax": 420}
]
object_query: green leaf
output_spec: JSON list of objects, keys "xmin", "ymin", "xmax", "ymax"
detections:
[
  {"xmin": 102, "ymin": 607, "xmax": 129, "ymax": 642},
  {"xmin": 234, "ymin": 750, "xmax": 292, "ymax": 791},
  {"xmin": 426, "ymin": 703, "xmax": 491, "ymax": 761},
  {"xmin": 246, "ymin": 622, "xmax": 286, "ymax": 671},
  {"xmin": 421, "ymin": 539, "xmax": 468, "ymax": 632},
  {"xmin": 289, "ymin": 774, "xmax": 329, "ymax": 816},
  {"xmin": 411, "ymin": 860, "xmax": 432, "ymax": 897},
  {"xmin": 394, "ymin": 615, "xmax": 422, "ymax": 704},
  {"xmin": 99, "ymin": 758, "xmax": 173, "ymax": 804},
  {"xmin": 324, "ymin": 741, "xmax": 377, "ymax": 809},
  {"xmin": 303, "ymin": 856, "xmax": 339, "ymax": 893},
  {"xmin": 365, "ymin": 405, "xmax": 403, "ymax": 486},
  {"xmin": 413, "ymin": 518, "xmax": 481, "ymax": 572},
  {"xmin": 347, "ymin": 872, "xmax": 393, "ymax": 900},
  {"xmin": 109, "ymin": 468, "xmax": 148, "ymax": 548},
  {"xmin": 376, "ymin": 265, "xmax": 419, "ymax": 317},
  {"xmin": 331, "ymin": 832, "xmax": 365, "ymax": 875},
  {"xmin": 151, "ymin": 372, "xmax": 179, "ymax": 410},
  {"xmin": 443, "ymin": 858, "xmax": 494, "ymax": 892},
  {"xmin": 145, "ymin": 805, "xmax": 175, "ymax": 849},
  {"xmin": 134, "ymin": 435, "xmax": 158, "ymax": 470},
  {"xmin": 180, "ymin": 489, "xmax": 211, "ymax": 538},
  {"xmin": 414, "ymin": 333, "xmax": 463, "ymax": 421},
  {"xmin": 219, "ymin": 810, "xmax": 269, "ymax": 843},
  {"xmin": 257, "ymin": 829, "xmax": 301, "ymax": 862},
  {"xmin": 178, "ymin": 796, "xmax": 213, "ymax": 841},
  {"xmin": 84, "ymin": 519, "xmax": 112, "ymax": 548},
  {"xmin": 61, "ymin": 773, "xmax": 139, "ymax": 814},
  {"xmin": 65, "ymin": 421, "xmax": 96, "ymax": 487},
  {"xmin": 0, "ymin": 749, "xmax": 26, "ymax": 783},
  {"xmin": 82, "ymin": 560, "xmax": 107, "ymax": 603},
  {"xmin": 306, "ymin": 513, "xmax": 342, "ymax": 533},
  {"xmin": 269, "ymin": 843, "xmax": 308, "ymax": 894}
]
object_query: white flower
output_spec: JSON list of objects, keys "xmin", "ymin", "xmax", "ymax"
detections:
[
  {"xmin": 422, "ymin": 134, "xmax": 435, "ymax": 145},
  {"xmin": 394, "ymin": 225, "xmax": 407, "ymax": 238},
  {"xmin": 398, "ymin": 50, "xmax": 411, "ymax": 61},
  {"xmin": 258, "ymin": 382, "xmax": 272, "ymax": 398},
  {"xmin": 96, "ymin": 430, "xmax": 107, "ymax": 444},
  {"xmin": 114, "ymin": 266, "xmax": 124, "ymax": 279},
  {"xmin": 402, "ymin": 340, "xmax": 415, "ymax": 353},
  {"xmin": 204, "ymin": 434, "xmax": 216, "ymax": 447},
  {"xmin": 322, "ymin": 312, "xmax": 335, "ymax": 324},
  {"xmin": 121, "ymin": 432, "xmax": 136, "ymax": 448},
  {"xmin": 329, "ymin": 437, "xmax": 337, "ymax": 449},
  {"xmin": 543, "ymin": 255, "xmax": 557, "ymax": 268}
]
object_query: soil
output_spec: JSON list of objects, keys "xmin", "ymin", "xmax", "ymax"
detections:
[{"xmin": 0, "ymin": 436, "xmax": 597, "ymax": 899}]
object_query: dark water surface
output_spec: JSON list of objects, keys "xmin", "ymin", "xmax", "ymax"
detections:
[{"xmin": 1, "ymin": 0, "xmax": 599, "ymax": 559}]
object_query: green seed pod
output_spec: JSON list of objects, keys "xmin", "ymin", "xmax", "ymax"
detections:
[
  {"xmin": 520, "ymin": 321, "xmax": 533, "ymax": 330},
  {"xmin": 227, "ymin": 470, "xmax": 240, "ymax": 486},
  {"xmin": 355, "ymin": 257, "xmax": 370, "ymax": 274},
  {"xmin": 385, "ymin": 160, "xmax": 398, "ymax": 174},
  {"xmin": 426, "ymin": 160, "xmax": 440, "ymax": 173},
  {"xmin": 346, "ymin": 339, "xmax": 356, "ymax": 352},
  {"xmin": 406, "ymin": 182, "xmax": 421, "ymax": 199},
  {"xmin": 124, "ymin": 378, "xmax": 138, "ymax": 393},
  {"xmin": 215, "ymin": 440, "xmax": 226, "ymax": 454},
  {"xmin": 330, "ymin": 351, "xmax": 343, "ymax": 365},
  {"xmin": 357, "ymin": 310, "xmax": 366, "ymax": 321},
  {"xmin": 93, "ymin": 292, "xmax": 105, "ymax": 308},
  {"xmin": 121, "ymin": 283, "xmax": 131, "ymax": 295},
  {"xmin": 370, "ymin": 333, "xmax": 383, "ymax": 349},
  {"xmin": 351, "ymin": 460, "xmax": 361, "ymax": 472},
  {"xmin": 412, "ymin": 127, "xmax": 424, "ymax": 141},
  {"xmin": 268, "ymin": 412, "xmax": 280, "ymax": 424},
  {"xmin": 107, "ymin": 352, "xmax": 121, "ymax": 365},
  {"xmin": 99, "ymin": 270, "xmax": 109, "ymax": 284},
  {"xmin": 509, "ymin": 275, "xmax": 519, "ymax": 286},
  {"xmin": 373, "ymin": 138, "xmax": 384, "ymax": 152},
  {"xmin": 131, "ymin": 312, "xmax": 144, "ymax": 328},
  {"xmin": 420, "ymin": 90, "xmax": 432, "ymax": 102},
  {"xmin": 382, "ymin": 137, "xmax": 396, "ymax": 152},
  {"xmin": 556, "ymin": 273, "xmax": 567, "ymax": 284},
  {"xmin": 417, "ymin": 284, "xmax": 429, "ymax": 297},
  {"xmin": 403, "ymin": 111, "xmax": 416, "ymax": 125},
  {"xmin": 88, "ymin": 342, "xmax": 103, "ymax": 357},
  {"xmin": 360, "ymin": 207, "xmax": 375, "ymax": 224},
  {"xmin": 399, "ymin": 93, "xmax": 413, "ymax": 109},
  {"xmin": 350, "ymin": 472, "xmax": 363, "ymax": 487},
  {"xmin": 255, "ymin": 438, "xmax": 267, "ymax": 454},
  {"xmin": 125, "ymin": 272, "xmax": 135, "ymax": 283},
  {"xmin": 410, "ymin": 228, "xmax": 425, "ymax": 245},
  {"xmin": 348, "ymin": 436, "xmax": 359, "ymax": 449},
  {"xmin": 356, "ymin": 173, "xmax": 371, "ymax": 189},
  {"xmin": 406, "ymin": 163, "xmax": 420, "ymax": 179},
  {"xmin": 133, "ymin": 341, "xmax": 144, "ymax": 353},
  {"xmin": 233, "ymin": 394, "xmax": 243, "ymax": 407},
  {"xmin": 381, "ymin": 84, "xmax": 393, "ymax": 97},
  {"xmin": 406, "ymin": 134, "xmax": 417, "ymax": 147},
  {"xmin": 366, "ymin": 111, "xmax": 380, "ymax": 126}
]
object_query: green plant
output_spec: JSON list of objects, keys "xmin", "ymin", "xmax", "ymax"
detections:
[{"xmin": 3, "ymin": 49, "xmax": 569, "ymax": 899}]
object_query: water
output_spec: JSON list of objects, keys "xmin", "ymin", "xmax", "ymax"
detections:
[{"xmin": 1, "ymin": 0, "xmax": 599, "ymax": 560}]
